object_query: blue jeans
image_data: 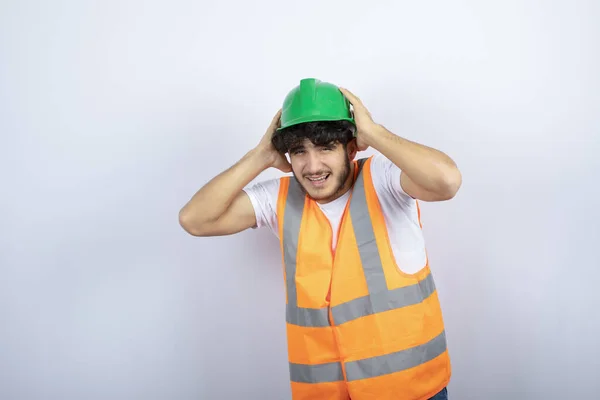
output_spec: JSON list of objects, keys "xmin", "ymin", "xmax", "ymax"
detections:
[{"xmin": 429, "ymin": 387, "xmax": 448, "ymax": 400}]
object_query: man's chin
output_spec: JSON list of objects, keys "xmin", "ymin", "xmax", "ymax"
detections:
[
  {"xmin": 303, "ymin": 186, "xmax": 325, "ymax": 197},
  {"xmin": 294, "ymin": 174, "xmax": 343, "ymax": 201},
  {"xmin": 304, "ymin": 186, "xmax": 342, "ymax": 202},
  {"xmin": 298, "ymin": 183, "xmax": 330, "ymax": 199}
]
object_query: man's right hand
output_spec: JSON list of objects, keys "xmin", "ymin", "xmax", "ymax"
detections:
[{"xmin": 255, "ymin": 109, "xmax": 292, "ymax": 173}]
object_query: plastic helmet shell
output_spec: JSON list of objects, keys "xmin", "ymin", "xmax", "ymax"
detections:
[{"xmin": 278, "ymin": 78, "xmax": 355, "ymax": 131}]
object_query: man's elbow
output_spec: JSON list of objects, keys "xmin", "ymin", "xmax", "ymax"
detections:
[
  {"xmin": 178, "ymin": 208, "xmax": 208, "ymax": 236},
  {"xmin": 439, "ymin": 168, "xmax": 462, "ymax": 200}
]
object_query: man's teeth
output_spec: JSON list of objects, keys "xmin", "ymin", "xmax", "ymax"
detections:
[{"xmin": 308, "ymin": 175, "xmax": 328, "ymax": 181}]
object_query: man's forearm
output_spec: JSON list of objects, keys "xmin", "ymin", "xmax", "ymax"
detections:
[
  {"xmin": 364, "ymin": 124, "xmax": 461, "ymax": 196},
  {"xmin": 179, "ymin": 148, "xmax": 271, "ymax": 228}
]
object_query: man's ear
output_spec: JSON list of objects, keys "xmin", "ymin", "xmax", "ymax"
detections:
[{"xmin": 346, "ymin": 139, "xmax": 358, "ymax": 160}]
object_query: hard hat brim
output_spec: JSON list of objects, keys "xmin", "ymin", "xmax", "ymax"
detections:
[{"xmin": 277, "ymin": 116, "xmax": 356, "ymax": 132}]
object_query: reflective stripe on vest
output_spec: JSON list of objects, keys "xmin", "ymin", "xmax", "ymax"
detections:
[
  {"xmin": 279, "ymin": 157, "xmax": 450, "ymax": 398},
  {"xmin": 282, "ymin": 173, "xmax": 331, "ymax": 328}
]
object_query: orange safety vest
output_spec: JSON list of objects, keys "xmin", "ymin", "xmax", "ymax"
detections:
[{"xmin": 275, "ymin": 156, "xmax": 451, "ymax": 400}]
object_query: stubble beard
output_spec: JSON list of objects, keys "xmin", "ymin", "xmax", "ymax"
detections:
[{"xmin": 293, "ymin": 157, "xmax": 352, "ymax": 202}]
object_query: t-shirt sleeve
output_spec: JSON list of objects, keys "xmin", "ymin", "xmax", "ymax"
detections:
[
  {"xmin": 242, "ymin": 178, "xmax": 280, "ymax": 237},
  {"xmin": 369, "ymin": 153, "xmax": 415, "ymax": 205}
]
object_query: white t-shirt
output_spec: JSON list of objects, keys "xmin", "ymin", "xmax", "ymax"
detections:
[{"xmin": 243, "ymin": 153, "xmax": 428, "ymax": 275}]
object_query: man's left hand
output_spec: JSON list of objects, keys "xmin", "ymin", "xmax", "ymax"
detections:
[{"xmin": 339, "ymin": 87, "xmax": 380, "ymax": 151}]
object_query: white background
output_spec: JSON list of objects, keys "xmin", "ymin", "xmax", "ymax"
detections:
[{"xmin": 1, "ymin": 0, "xmax": 599, "ymax": 399}]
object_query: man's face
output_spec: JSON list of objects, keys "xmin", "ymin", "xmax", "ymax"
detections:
[{"xmin": 288, "ymin": 139, "xmax": 356, "ymax": 203}]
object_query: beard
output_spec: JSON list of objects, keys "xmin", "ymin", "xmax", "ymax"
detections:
[{"xmin": 293, "ymin": 156, "xmax": 352, "ymax": 202}]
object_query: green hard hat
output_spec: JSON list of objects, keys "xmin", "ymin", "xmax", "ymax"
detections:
[{"xmin": 277, "ymin": 78, "xmax": 355, "ymax": 131}]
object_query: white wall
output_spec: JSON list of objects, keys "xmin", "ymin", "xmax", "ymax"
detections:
[{"xmin": 1, "ymin": 0, "xmax": 599, "ymax": 399}]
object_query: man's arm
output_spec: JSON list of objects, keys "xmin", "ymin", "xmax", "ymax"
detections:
[
  {"xmin": 178, "ymin": 110, "xmax": 291, "ymax": 236},
  {"xmin": 364, "ymin": 126, "xmax": 462, "ymax": 201},
  {"xmin": 339, "ymin": 87, "xmax": 462, "ymax": 202},
  {"xmin": 179, "ymin": 149, "xmax": 270, "ymax": 236}
]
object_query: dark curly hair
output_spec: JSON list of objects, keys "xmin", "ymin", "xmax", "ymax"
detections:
[{"xmin": 272, "ymin": 120, "xmax": 356, "ymax": 154}]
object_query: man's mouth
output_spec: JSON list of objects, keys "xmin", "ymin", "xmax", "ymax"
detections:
[{"xmin": 306, "ymin": 174, "xmax": 330, "ymax": 186}]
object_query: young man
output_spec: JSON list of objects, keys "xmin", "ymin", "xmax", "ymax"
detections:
[{"xmin": 179, "ymin": 79, "xmax": 462, "ymax": 400}]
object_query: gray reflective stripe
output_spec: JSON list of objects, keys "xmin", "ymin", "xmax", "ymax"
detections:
[
  {"xmin": 283, "ymin": 178, "xmax": 305, "ymax": 313},
  {"xmin": 349, "ymin": 166, "xmax": 389, "ymax": 296},
  {"xmin": 345, "ymin": 330, "xmax": 447, "ymax": 381},
  {"xmin": 289, "ymin": 361, "xmax": 344, "ymax": 383},
  {"xmin": 356, "ymin": 158, "xmax": 367, "ymax": 171},
  {"xmin": 286, "ymin": 304, "xmax": 330, "ymax": 327},
  {"xmin": 331, "ymin": 272, "xmax": 436, "ymax": 325},
  {"xmin": 282, "ymin": 178, "xmax": 332, "ymax": 327}
]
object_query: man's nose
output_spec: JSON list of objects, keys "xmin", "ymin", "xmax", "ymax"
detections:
[{"xmin": 305, "ymin": 152, "xmax": 324, "ymax": 174}]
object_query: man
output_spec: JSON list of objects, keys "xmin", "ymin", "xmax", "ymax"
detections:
[{"xmin": 179, "ymin": 78, "xmax": 462, "ymax": 400}]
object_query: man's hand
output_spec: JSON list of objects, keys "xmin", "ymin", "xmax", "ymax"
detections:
[
  {"xmin": 340, "ymin": 87, "xmax": 462, "ymax": 201},
  {"xmin": 255, "ymin": 109, "xmax": 292, "ymax": 173},
  {"xmin": 339, "ymin": 87, "xmax": 380, "ymax": 151}
]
